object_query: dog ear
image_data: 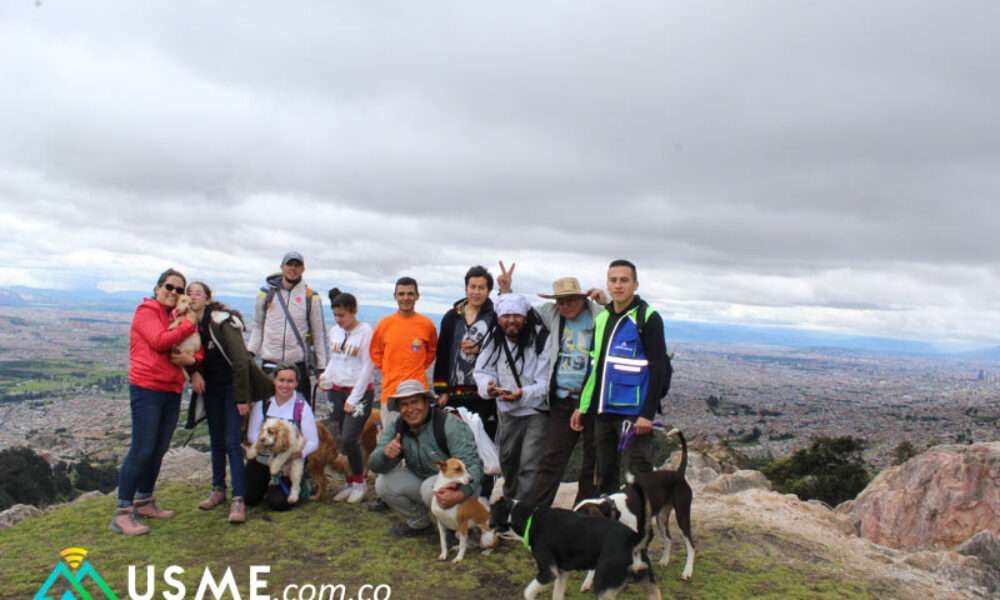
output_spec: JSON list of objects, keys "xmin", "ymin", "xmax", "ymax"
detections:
[
  {"xmin": 430, "ymin": 460, "xmax": 447, "ymax": 471},
  {"xmin": 273, "ymin": 423, "xmax": 289, "ymax": 454}
]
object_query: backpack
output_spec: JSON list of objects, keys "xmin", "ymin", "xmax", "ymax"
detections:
[
  {"xmin": 260, "ymin": 280, "xmax": 318, "ymax": 371},
  {"xmin": 634, "ymin": 301, "xmax": 674, "ymax": 401},
  {"xmin": 394, "ymin": 406, "xmax": 501, "ymax": 475},
  {"xmin": 261, "ymin": 396, "xmax": 306, "ymax": 430}
]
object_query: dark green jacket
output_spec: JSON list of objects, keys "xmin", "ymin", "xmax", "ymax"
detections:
[{"xmin": 369, "ymin": 409, "xmax": 482, "ymax": 499}]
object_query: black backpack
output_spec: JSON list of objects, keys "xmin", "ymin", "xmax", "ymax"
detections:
[{"xmin": 634, "ymin": 301, "xmax": 674, "ymax": 401}]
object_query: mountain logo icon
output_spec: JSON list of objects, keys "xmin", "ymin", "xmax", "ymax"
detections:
[{"xmin": 32, "ymin": 548, "xmax": 118, "ymax": 600}]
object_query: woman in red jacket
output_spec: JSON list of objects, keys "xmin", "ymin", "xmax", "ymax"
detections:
[{"xmin": 111, "ymin": 268, "xmax": 199, "ymax": 536}]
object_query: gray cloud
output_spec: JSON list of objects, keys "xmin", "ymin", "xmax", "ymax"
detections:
[{"xmin": 0, "ymin": 0, "xmax": 998, "ymax": 346}]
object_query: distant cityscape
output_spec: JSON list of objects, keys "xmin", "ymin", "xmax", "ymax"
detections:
[{"xmin": 1, "ymin": 301, "xmax": 998, "ymax": 471}]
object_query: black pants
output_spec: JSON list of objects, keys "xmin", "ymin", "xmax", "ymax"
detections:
[
  {"xmin": 327, "ymin": 387, "xmax": 374, "ymax": 476},
  {"xmin": 594, "ymin": 414, "xmax": 653, "ymax": 495},
  {"xmin": 527, "ymin": 394, "xmax": 597, "ymax": 507},
  {"xmin": 245, "ymin": 459, "xmax": 298, "ymax": 511},
  {"xmin": 261, "ymin": 360, "xmax": 312, "ymax": 404}
]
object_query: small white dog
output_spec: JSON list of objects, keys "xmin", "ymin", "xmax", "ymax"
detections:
[
  {"xmin": 246, "ymin": 418, "xmax": 308, "ymax": 504},
  {"xmin": 429, "ymin": 458, "xmax": 497, "ymax": 563}
]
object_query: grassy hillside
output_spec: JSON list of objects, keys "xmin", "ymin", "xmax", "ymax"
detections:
[{"xmin": 0, "ymin": 481, "xmax": 893, "ymax": 600}]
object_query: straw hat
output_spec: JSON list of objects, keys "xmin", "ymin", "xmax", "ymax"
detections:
[{"xmin": 538, "ymin": 277, "xmax": 587, "ymax": 299}]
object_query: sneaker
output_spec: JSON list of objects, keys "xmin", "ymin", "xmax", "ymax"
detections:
[
  {"xmin": 387, "ymin": 522, "xmax": 434, "ymax": 538},
  {"xmin": 109, "ymin": 507, "xmax": 150, "ymax": 536},
  {"xmin": 199, "ymin": 488, "xmax": 226, "ymax": 510},
  {"xmin": 134, "ymin": 498, "xmax": 175, "ymax": 519},
  {"xmin": 332, "ymin": 486, "xmax": 353, "ymax": 502},
  {"xmin": 346, "ymin": 483, "xmax": 366, "ymax": 504},
  {"xmin": 367, "ymin": 498, "xmax": 389, "ymax": 513},
  {"xmin": 228, "ymin": 497, "xmax": 246, "ymax": 524}
]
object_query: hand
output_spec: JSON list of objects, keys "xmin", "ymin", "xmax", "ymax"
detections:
[
  {"xmin": 498, "ymin": 388, "xmax": 522, "ymax": 402},
  {"xmin": 237, "ymin": 403, "xmax": 250, "ymax": 417},
  {"xmin": 497, "ymin": 260, "xmax": 515, "ymax": 294},
  {"xmin": 344, "ymin": 402, "xmax": 356, "ymax": 415},
  {"xmin": 190, "ymin": 372, "xmax": 206, "ymax": 395},
  {"xmin": 384, "ymin": 433, "xmax": 403, "ymax": 459},
  {"xmin": 586, "ymin": 288, "xmax": 609, "ymax": 305},
  {"xmin": 288, "ymin": 451, "xmax": 303, "ymax": 460},
  {"xmin": 486, "ymin": 381, "xmax": 498, "ymax": 398},
  {"xmin": 460, "ymin": 339, "xmax": 480, "ymax": 355},
  {"xmin": 437, "ymin": 393, "xmax": 448, "ymax": 407},
  {"xmin": 570, "ymin": 409, "xmax": 584, "ymax": 432},
  {"xmin": 434, "ymin": 486, "xmax": 466, "ymax": 509},
  {"xmin": 635, "ymin": 417, "xmax": 653, "ymax": 435},
  {"xmin": 169, "ymin": 349, "xmax": 195, "ymax": 367},
  {"xmin": 318, "ymin": 375, "xmax": 332, "ymax": 391}
]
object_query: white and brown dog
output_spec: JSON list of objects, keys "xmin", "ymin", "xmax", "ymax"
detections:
[
  {"xmin": 429, "ymin": 458, "xmax": 497, "ymax": 563},
  {"xmin": 246, "ymin": 418, "xmax": 308, "ymax": 504},
  {"xmin": 167, "ymin": 294, "xmax": 202, "ymax": 357}
]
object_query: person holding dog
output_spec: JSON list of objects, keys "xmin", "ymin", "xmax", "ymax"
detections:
[
  {"xmin": 495, "ymin": 263, "xmax": 607, "ymax": 507},
  {"xmin": 185, "ymin": 282, "xmax": 275, "ymax": 524},
  {"xmin": 369, "ymin": 380, "xmax": 482, "ymax": 538},
  {"xmin": 571, "ymin": 259, "xmax": 670, "ymax": 494},
  {"xmin": 245, "ymin": 364, "xmax": 320, "ymax": 511},
  {"xmin": 318, "ymin": 288, "xmax": 375, "ymax": 504},
  {"xmin": 248, "ymin": 251, "xmax": 328, "ymax": 404},
  {"xmin": 112, "ymin": 268, "xmax": 200, "ymax": 536}
]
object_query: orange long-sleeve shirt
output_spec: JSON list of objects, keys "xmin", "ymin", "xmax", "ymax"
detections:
[{"xmin": 370, "ymin": 312, "xmax": 438, "ymax": 405}]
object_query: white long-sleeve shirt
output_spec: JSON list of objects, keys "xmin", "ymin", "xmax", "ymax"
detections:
[
  {"xmin": 319, "ymin": 321, "xmax": 375, "ymax": 409},
  {"xmin": 474, "ymin": 328, "xmax": 552, "ymax": 417},
  {"xmin": 247, "ymin": 392, "xmax": 319, "ymax": 458}
]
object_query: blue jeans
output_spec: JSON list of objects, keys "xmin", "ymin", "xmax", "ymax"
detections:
[
  {"xmin": 204, "ymin": 382, "xmax": 246, "ymax": 497},
  {"xmin": 118, "ymin": 384, "xmax": 181, "ymax": 506}
]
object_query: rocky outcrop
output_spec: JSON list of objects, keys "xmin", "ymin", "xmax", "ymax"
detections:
[
  {"xmin": 0, "ymin": 504, "xmax": 42, "ymax": 529},
  {"xmin": 836, "ymin": 442, "xmax": 1000, "ymax": 552},
  {"xmin": 702, "ymin": 469, "xmax": 771, "ymax": 495}
]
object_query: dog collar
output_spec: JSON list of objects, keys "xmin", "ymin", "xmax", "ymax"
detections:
[{"xmin": 523, "ymin": 513, "xmax": 534, "ymax": 548}]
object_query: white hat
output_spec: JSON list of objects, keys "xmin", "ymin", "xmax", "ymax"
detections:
[
  {"xmin": 385, "ymin": 379, "xmax": 436, "ymax": 412},
  {"xmin": 495, "ymin": 293, "xmax": 530, "ymax": 317}
]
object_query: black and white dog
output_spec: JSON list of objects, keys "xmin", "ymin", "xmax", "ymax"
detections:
[
  {"xmin": 489, "ymin": 483, "xmax": 661, "ymax": 600},
  {"xmin": 574, "ymin": 428, "xmax": 695, "ymax": 586}
]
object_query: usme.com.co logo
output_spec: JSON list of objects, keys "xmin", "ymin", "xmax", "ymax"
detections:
[{"xmin": 33, "ymin": 547, "xmax": 119, "ymax": 600}]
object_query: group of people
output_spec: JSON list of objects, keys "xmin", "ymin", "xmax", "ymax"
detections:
[{"xmin": 112, "ymin": 252, "xmax": 671, "ymax": 540}]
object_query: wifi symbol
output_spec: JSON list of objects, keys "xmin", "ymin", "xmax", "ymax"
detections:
[{"xmin": 60, "ymin": 547, "xmax": 88, "ymax": 571}]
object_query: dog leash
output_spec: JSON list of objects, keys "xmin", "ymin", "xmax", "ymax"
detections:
[{"xmin": 617, "ymin": 420, "xmax": 667, "ymax": 452}]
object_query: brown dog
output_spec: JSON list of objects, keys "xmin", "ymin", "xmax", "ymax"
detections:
[{"xmin": 306, "ymin": 422, "xmax": 343, "ymax": 500}]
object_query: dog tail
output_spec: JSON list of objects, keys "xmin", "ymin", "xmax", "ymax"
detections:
[{"xmin": 663, "ymin": 428, "xmax": 687, "ymax": 476}]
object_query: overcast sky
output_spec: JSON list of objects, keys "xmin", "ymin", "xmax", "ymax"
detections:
[{"xmin": 1, "ymin": 1, "xmax": 998, "ymax": 348}]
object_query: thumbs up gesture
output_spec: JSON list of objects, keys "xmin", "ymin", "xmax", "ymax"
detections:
[{"xmin": 385, "ymin": 433, "xmax": 403, "ymax": 459}]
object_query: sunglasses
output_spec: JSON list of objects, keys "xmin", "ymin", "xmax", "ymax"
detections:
[{"xmin": 163, "ymin": 283, "xmax": 184, "ymax": 293}]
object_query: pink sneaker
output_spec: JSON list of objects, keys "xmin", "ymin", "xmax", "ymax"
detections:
[
  {"xmin": 199, "ymin": 488, "xmax": 226, "ymax": 510},
  {"xmin": 134, "ymin": 498, "xmax": 175, "ymax": 519},
  {"xmin": 228, "ymin": 497, "xmax": 246, "ymax": 524},
  {"xmin": 109, "ymin": 507, "xmax": 150, "ymax": 536}
]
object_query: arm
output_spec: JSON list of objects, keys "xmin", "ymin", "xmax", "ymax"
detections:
[
  {"xmin": 247, "ymin": 401, "xmax": 265, "ymax": 444},
  {"xmin": 432, "ymin": 311, "xmax": 454, "ymax": 395},
  {"xmin": 517, "ymin": 333, "xmax": 552, "ymax": 410},
  {"xmin": 639, "ymin": 311, "xmax": 668, "ymax": 421},
  {"xmin": 309, "ymin": 294, "xmax": 328, "ymax": 368},
  {"xmin": 367, "ymin": 416, "xmax": 403, "ymax": 473},
  {"xmin": 247, "ymin": 289, "xmax": 267, "ymax": 355},
  {"xmin": 133, "ymin": 305, "xmax": 196, "ymax": 353},
  {"xmin": 473, "ymin": 340, "xmax": 499, "ymax": 400},
  {"xmin": 298, "ymin": 403, "xmax": 320, "ymax": 458},
  {"xmin": 443, "ymin": 415, "xmax": 483, "ymax": 500},
  {"xmin": 423, "ymin": 319, "xmax": 438, "ymax": 370},
  {"xmin": 221, "ymin": 318, "xmax": 252, "ymax": 404},
  {"xmin": 369, "ymin": 321, "xmax": 385, "ymax": 370},
  {"xmin": 345, "ymin": 326, "xmax": 375, "ymax": 409}
]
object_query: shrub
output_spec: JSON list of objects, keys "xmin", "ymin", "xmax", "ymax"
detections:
[{"xmin": 762, "ymin": 436, "xmax": 870, "ymax": 506}]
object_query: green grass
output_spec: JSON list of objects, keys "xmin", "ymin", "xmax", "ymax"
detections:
[
  {"xmin": 0, "ymin": 482, "xmax": 900, "ymax": 599},
  {"xmin": 0, "ymin": 359, "xmax": 126, "ymax": 394}
]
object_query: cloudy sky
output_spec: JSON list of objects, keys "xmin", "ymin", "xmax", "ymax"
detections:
[{"xmin": 1, "ymin": 1, "xmax": 998, "ymax": 348}]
